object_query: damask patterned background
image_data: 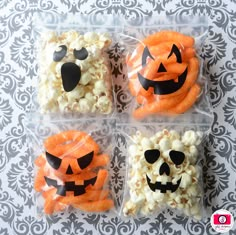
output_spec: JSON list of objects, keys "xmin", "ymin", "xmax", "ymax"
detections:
[{"xmin": 0, "ymin": 0, "xmax": 236, "ymax": 234}]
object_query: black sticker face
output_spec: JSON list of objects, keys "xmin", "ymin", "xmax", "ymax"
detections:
[
  {"xmin": 53, "ymin": 45, "xmax": 67, "ymax": 62},
  {"xmin": 45, "ymin": 151, "xmax": 94, "ymax": 174},
  {"xmin": 44, "ymin": 176, "xmax": 97, "ymax": 196},
  {"xmin": 142, "ymin": 46, "xmax": 155, "ymax": 67},
  {"xmin": 144, "ymin": 149, "xmax": 160, "ymax": 164},
  {"xmin": 46, "ymin": 151, "xmax": 62, "ymax": 170},
  {"xmin": 146, "ymin": 175, "xmax": 181, "ymax": 193},
  {"xmin": 168, "ymin": 44, "xmax": 182, "ymax": 63},
  {"xmin": 77, "ymin": 151, "xmax": 94, "ymax": 170},
  {"xmin": 138, "ymin": 68, "xmax": 188, "ymax": 95},
  {"xmin": 61, "ymin": 62, "xmax": 81, "ymax": 92},
  {"xmin": 138, "ymin": 44, "xmax": 187, "ymax": 95},
  {"xmin": 74, "ymin": 47, "xmax": 88, "ymax": 60},
  {"xmin": 169, "ymin": 150, "xmax": 185, "ymax": 165},
  {"xmin": 144, "ymin": 149, "xmax": 185, "ymax": 193}
]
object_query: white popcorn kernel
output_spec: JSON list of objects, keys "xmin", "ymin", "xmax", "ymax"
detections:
[
  {"xmin": 79, "ymin": 72, "xmax": 92, "ymax": 85},
  {"xmin": 182, "ymin": 130, "xmax": 202, "ymax": 146},
  {"xmin": 123, "ymin": 201, "xmax": 137, "ymax": 217},
  {"xmin": 84, "ymin": 32, "xmax": 99, "ymax": 42},
  {"xmin": 55, "ymin": 62, "xmax": 63, "ymax": 77},
  {"xmin": 179, "ymin": 172, "xmax": 192, "ymax": 188},
  {"xmin": 152, "ymin": 191, "xmax": 165, "ymax": 202},
  {"xmin": 96, "ymin": 96, "xmax": 112, "ymax": 114},
  {"xmin": 66, "ymin": 86, "xmax": 85, "ymax": 102},
  {"xmin": 141, "ymin": 137, "xmax": 153, "ymax": 150},
  {"xmin": 169, "ymin": 130, "xmax": 180, "ymax": 140},
  {"xmin": 159, "ymin": 137, "xmax": 171, "ymax": 152},
  {"xmin": 78, "ymin": 98, "xmax": 92, "ymax": 113},
  {"xmin": 172, "ymin": 139, "xmax": 184, "ymax": 152},
  {"xmin": 130, "ymin": 190, "xmax": 145, "ymax": 205},
  {"xmin": 128, "ymin": 145, "xmax": 138, "ymax": 155}
]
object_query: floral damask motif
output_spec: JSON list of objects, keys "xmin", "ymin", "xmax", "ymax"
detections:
[
  {"xmin": 0, "ymin": 179, "xmax": 23, "ymax": 227},
  {"xmin": 201, "ymin": 26, "xmax": 227, "ymax": 69},
  {"xmin": 78, "ymin": 0, "xmax": 152, "ymax": 19},
  {"xmin": 203, "ymin": 149, "xmax": 230, "ymax": 207},
  {"xmin": 12, "ymin": 216, "xmax": 48, "ymax": 235},
  {"xmin": 0, "ymin": 114, "xmax": 26, "ymax": 164},
  {"xmin": 0, "ymin": 98, "xmax": 13, "ymax": 131},
  {"xmin": 0, "ymin": 228, "xmax": 9, "ymax": 235},
  {"xmin": 141, "ymin": 214, "xmax": 181, "ymax": 235},
  {"xmin": 223, "ymin": 96, "xmax": 236, "ymax": 129},
  {"xmin": 209, "ymin": 113, "xmax": 236, "ymax": 172},
  {"xmin": 209, "ymin": 57, "xmax": 236, "ymax": 108},
  {"xmin": 0, "ymin": 0, "xmax": 59, "ymax": 46},
  {"xmin": 165, "ymin": 0, "xmax": 236, "ymax": 42},
  {"xmin": 7, "ymin": 149, "xmax": 34, "ymax": 208},
  {"xmin": 52, "ymin": 213, "xmax": 93, "ymax": 235}
]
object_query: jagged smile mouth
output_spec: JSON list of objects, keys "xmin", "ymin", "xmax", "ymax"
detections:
[
  {"xmin": 146, "ymin": 175, "xmax": 181, "ymax": 193},
  {"xmin": 44, "ymin": 176, "xmax": 97, "ymax": 196},
  {"xmin": 138, "ymin": 68, "xmax": 188, "ymax": 95}
]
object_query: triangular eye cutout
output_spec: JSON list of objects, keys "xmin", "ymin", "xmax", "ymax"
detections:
[
  {"xmin": 77, "ymin": 151, "xmax": 94, "ymax": 170},
  {"xmin": 157, "ymin": 62, "xmax": 167, "ymax": 73},
  {"xmin": 46, "ymin": 152, "xmax": 62, "ymax": 170},
  {"xmin": 142, "ymin": 46, "xmax": 154, "ymax": 67},
  {"xmin": 169, "ymin": 150, "xmax": 185, "ymax": 165},
  {"xmin": 144, "ymin": 149, "xmax": 160, "ymax": 164}
]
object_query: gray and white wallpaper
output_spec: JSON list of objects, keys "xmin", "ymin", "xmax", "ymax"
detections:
[{"xmin": 0, "ymin": 0, "xmax": 236, "ymax": 234}]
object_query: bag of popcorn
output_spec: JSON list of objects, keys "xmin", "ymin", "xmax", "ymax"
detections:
[
  {"xmin": 33, "ymin": 13, "xmax": 121, "ymax": 115},
  {"xmin": 118, "ymin": 122, "xmax": 210, "ymax": 220}
]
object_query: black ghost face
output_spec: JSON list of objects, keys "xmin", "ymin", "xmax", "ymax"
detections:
[
  {"xmin": 144, "ymin": 149, "xmax": 185, "ymax": 193},
  {"xmin": 44, "ymin": 151, "xmax": 96, "ymax": 196},
  {"xmin": 53, "ymin": 45, "xmax": 89, "ymax": 92},
  {"xmin": 138, "ymin": 44, "xmax": 188, "ymax": 95}
]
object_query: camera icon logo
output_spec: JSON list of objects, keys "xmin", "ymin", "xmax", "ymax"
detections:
[{"xmin": 211, "ymin": 209, "xmax": 234, "ymax": 233}]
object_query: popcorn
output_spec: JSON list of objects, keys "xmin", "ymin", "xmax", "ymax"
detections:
[
  {"xmin": 123, "ymin": 129, "xmax": 203, "ymax": 220},
  {"xmin": 37, "ymin": 30, "xmax": 113, "ymax": 114}
]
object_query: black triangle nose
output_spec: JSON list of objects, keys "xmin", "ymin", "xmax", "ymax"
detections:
[
  {"xmin": 66, "ymin": 164, "xmax": 73, "ymax": 174},
  {"xmin": 157, "ymin": 62, "xmax": 167, "ymax": 73},
  {"xmin": 159, "ymin": 162, "xmax": 170, "ymax": 176}
]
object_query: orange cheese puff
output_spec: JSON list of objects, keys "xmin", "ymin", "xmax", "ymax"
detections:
[
  {"xmin": 166, "ymin": 83, "xmax": 201, "ymax": 114},
  {"xmin": 142, "ymin": 31, "xmax": 195, "ymax": 48},
  {"xmin": 74, "ymin": 199, "xmax": 114, "ymax": 212}
]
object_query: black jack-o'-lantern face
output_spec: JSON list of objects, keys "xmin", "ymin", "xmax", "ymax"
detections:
[
  {"xmin": 144, "ymin": 149, "xmax": 185, "ymax": 193},
  {"xmin": 53, "ymin": 45, "xmax": 89, "ymax": 92},
  {"xmin": 138, "ymin": 44, "xmax": 188, "ymax": 95},
  {"xmin": 44, "ymin": 151, "xmax": 96, "ymax": 196}
]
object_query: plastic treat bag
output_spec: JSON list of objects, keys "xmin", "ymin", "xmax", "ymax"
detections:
[
  {"xmin": 121, "ymin": 15, "xmax": 212, "ymax": 121},
  {"xmin": 26, "ymin": 115, "xmax": 115, "ymax": 216},
  {"xmin": 33, "ymin": 13, "xmax": 121, "ymax": 115},
  {"xmin": 118, "ymin": 121, "xmax": 210, "ymax": 220}
]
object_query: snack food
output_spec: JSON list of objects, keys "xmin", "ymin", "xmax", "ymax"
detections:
[
  {"xmin": 34, "ymin": 130, "xmax": 114, "ymax": 214},
  {"xmin": 123, "ymin": 129, "xmax": 203, "ymax": 219},
  {"xmin": 127, "ymin": 31, "xmax": 201, "ymax": 119},
  {"xmin": 38, "ymin": 31, "xmax": 113, "ymax": 114}
]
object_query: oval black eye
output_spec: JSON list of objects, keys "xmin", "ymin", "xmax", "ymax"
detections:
[
  {"xmin": 144, "ymin": 149, "xmax": 160, "ymax": 164},
  {"xmin": 53, "ymin": 45, "xmax": 67, "ymax": 62},
  {"xmin": 73, "ymin": 47, "xmax": 88, "ymax": 60},
  {"xmin": 169, "ymin": 150, "xmax": 185, "ymax": 165}
]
